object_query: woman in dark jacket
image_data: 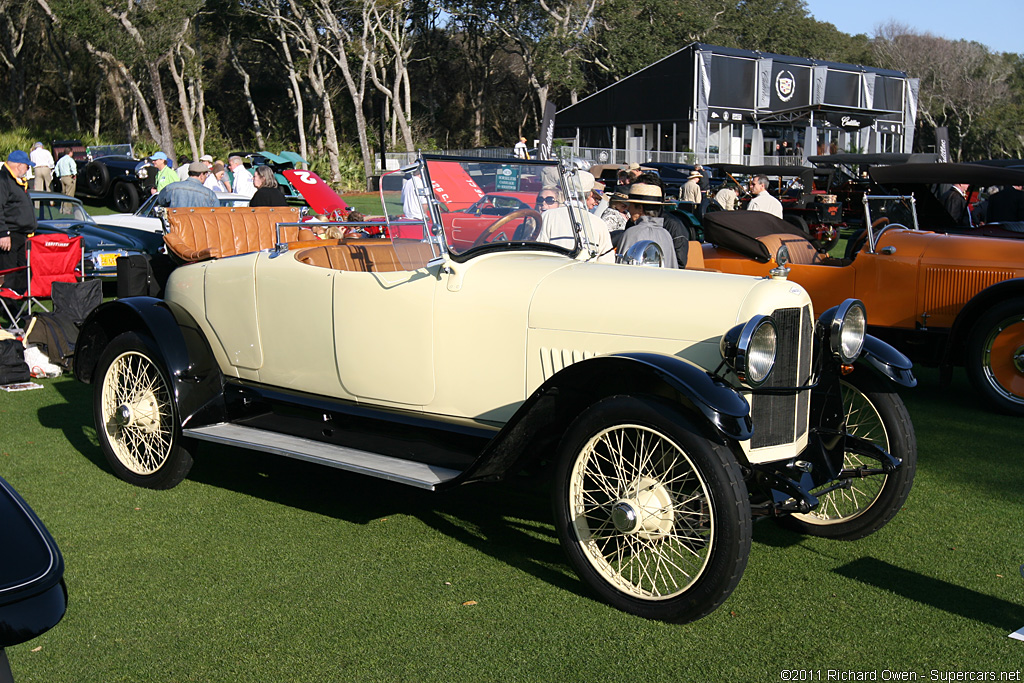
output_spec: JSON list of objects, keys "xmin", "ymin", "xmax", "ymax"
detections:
[{"xmin": 249, "ymin": 165, "xmax": 288, "ymax": 207}]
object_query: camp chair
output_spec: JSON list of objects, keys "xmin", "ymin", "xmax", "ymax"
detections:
[{"xmin": 0, "ymin": 234, "xmax": 84, "ymax": 333}]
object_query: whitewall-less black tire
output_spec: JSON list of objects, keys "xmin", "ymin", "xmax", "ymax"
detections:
[
  {"xmin": 553, "ymin": 396, "xmax": 751, "ymax": 623},
  {"xmin": 781, "ymin": 371, "xmax": 916, "ymax": 540},
  {"xmin": 93, "ymin": 332, "xmax": 193, "ymax": 490}
]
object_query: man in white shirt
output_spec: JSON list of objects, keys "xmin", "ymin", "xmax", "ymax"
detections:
[
  {"xmin": 746, "ymin": 174, "xmax": 783, "ymax": 219},
  {"xmin": 29, "ymin": 142, "xmax": 55, "ymax": 192},
  {"xmin": 401, "ymin": 170, "xmax": 426, "ymax": 219},
  {"xmin": 513, "ymin": 137, "xmax": 530, "ymax": 159},
  {"xmin": 228, "ymin": 156, "xmax": 256, "ymax": 198}
]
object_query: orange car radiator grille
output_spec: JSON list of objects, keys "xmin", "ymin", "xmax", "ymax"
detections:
[
  {"xmin": 749, "ymin": 305, "xmax": 813, "ymax": 450},
  {"xmin": 923, "ymin": 267, "xmax": 1015, "ymax": 320}
]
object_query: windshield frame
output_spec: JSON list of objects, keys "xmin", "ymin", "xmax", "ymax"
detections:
[{"xmin": 415, "ymin": 153, "xmax": 590, "ymax": 263}]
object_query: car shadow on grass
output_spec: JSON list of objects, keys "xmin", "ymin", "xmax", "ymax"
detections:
[
  {"xmin": 834, "ymin": 557, "xmax": 1024, "ymax": 634},
  {"xmin": 38, "ymin": 377, "xmax": 583, "ymax": 598},
  {"xmin": 38, "ymin": 377, "xmax": 106, "ymax": 470},
  {"xmin": 187, "ymin": 441, "xmax": 585, "ymax": 598}
]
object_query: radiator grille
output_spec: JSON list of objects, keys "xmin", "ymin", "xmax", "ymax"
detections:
[{"xmin": 749, "ymin": 306, "xmax": 812, "ymax": 449}]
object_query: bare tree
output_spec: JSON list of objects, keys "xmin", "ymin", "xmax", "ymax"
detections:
[
  {"xmin": 228, "ymin": 41, "xmax": 266, "ymax": 150},
  {"xmin": 366, "ymin": 0, "xmax": 416, "ymax": 152},
  {"xmin": 874, "ymin": 21, "xmax": 1011, "ymax": 161}
]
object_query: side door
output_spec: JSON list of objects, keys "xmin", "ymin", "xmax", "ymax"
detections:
[{"xmin": 332, "ymin": 265, "xmax": 438, "ymax": 407}]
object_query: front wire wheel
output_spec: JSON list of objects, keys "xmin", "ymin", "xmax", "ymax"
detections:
[
  {"xmin": 94, "ymin": 332, "xmax": 193, "ymax": 489},
  {"xmin": 782, "ymin": 371, "xmax": 916, "ymax": 540},
  {"xmin": 554, "ymin": 396, "xmax": 751, "ymax": 623}
]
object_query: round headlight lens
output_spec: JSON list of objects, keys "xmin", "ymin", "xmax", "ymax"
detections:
[
  {"xmin": 746, "ymin": 320, "xmax": 778, "ymax": 385},
  {"xmin": 831, "ymin": 299, "xmax": 867, "ymax": 364},
  {"xmin": 720, "ymin": 315, "xmax": 777, "ymax": 387}
]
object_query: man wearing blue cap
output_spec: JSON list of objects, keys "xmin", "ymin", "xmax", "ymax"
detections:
[
  {"xmin": 149, "ymin": 152, "xmax": 178, "ymax": 194},
  {"xmin": 0, "ymin": 150, "xmax": 38, "ymax": 293}
]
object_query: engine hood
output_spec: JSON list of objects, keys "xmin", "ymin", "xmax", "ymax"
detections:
[{"xmin": 529, "ymin": 261, "xmax": 813, "ymax": 342}]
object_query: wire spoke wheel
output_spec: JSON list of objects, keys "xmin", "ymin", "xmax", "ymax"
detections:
[
  {"xmin": 570, "ymin": 424, "xmax": 712, "ymax": 599},
  {"xmin": 783, "ymin": 372, "xmax": 916, "ymax": 540},
  {"xmin": 803, "ymin": 381, "xmax": 889, "ymax": 523},
  {"xmin": 554, "ymin": 396, "xmax": 750, "ymax": 623},
  {"xmin": 92, "ymin": 332, "xmax": 193, "ymax": 489},
  {"xmin": 101, "ymin": 351, "xmax": 174, "ymax": 475}
]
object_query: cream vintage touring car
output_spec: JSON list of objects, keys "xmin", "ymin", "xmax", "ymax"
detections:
[{"xmin": 73, "ymin": 155, "xmax": 917, "ymax": 623}]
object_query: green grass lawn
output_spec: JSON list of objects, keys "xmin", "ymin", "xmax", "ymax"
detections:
[{"xmin": 1, "ymin": 364, "xmax": 1022, "ymax": 682}]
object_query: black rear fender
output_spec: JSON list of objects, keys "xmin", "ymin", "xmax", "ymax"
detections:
[
  {"xmin": 458, "ymin": 353, "xmax": 751, "ymax": 484},
  {"xmin": 74, "ymin": 297, "xmax": 225, "ymax": 426}
]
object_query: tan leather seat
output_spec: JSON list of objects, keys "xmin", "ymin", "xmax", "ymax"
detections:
[
  {"xmin": 756, "ymin": 233, "xmax": 821, "ymax": 265},
  {"xmin": 295, "ymin": 241, "xmax": 435, "ymax": 273},
  {"xmin": 164, "ymin": 206, "xmax": 315, "ymax": 262}
]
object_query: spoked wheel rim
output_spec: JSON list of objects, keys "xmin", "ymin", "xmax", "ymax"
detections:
[
  {"xmin": 980, "ymin": 315, "xmax": 1024, "ymax": 407},
  {"xmin": 799, "ymin": 381, "xmax": 889, "ymax": 524},
  {"xmin": 100, "ymin": 350, "xmax": 174, "ymax": 475},
  {"xmin": 568, "ymin": 424, "xmax": 713, "ymax": 600}
]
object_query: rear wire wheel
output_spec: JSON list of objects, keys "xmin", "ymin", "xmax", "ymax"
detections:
[
  {"xmin": 93, "ymin": 332, "xmax": 193, "ymax": 489},
  {"xmin": 966, "ymin": 299, "xmax": 1024, "ymax": 416},
  {"xmin": 553, "ymin": 396, "xmax": 751, "ymax": 623},
  {"xmin": 781, "ymin": 371, "xmax": 916, "ymax": 540}
]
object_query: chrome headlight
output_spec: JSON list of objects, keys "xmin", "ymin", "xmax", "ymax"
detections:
[
  {"xmin": 720, "ymin": 315, "xmax": 777, "ymax": 387},
  {"xmin": 616, "ymin": 240, "xmax": 664, "ymax": 267},
  {"xmin": 824, "ymin": 299, "xmax": 867, "ymax": 364}
]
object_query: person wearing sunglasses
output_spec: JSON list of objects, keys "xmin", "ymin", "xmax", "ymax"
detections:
[
  {"xmin": 534, "ymin": 172, "xmax": 615, "ymax": 263},
  {"xmin": 535, "ymin": 188, "xmax": 562, "ymax": 211}
]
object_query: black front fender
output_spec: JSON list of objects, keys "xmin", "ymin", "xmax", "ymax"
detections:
[
  {"xmin": 74, "ymin": 297, "xmax": 225, "ymax": 426},
  {"xmin": 858, "ymin": 334, "xmax": 916, "ymax": 387},
  {"xmin": 458, "ymin": 352, "xmax": 752, "ymax": 484}
]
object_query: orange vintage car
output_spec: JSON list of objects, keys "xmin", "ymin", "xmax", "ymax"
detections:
[{"xmin": 699, "ymin": 197, "xmax": 1024, "ymax": 415}]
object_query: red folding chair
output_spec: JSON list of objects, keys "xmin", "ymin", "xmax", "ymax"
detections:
[{"xmin": 0, "ymin": 234, "xmax": 84, "ymax": 333}]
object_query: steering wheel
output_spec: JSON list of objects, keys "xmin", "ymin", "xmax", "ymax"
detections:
[
  {"xmin": 872, "ymin": 223, "xmax": 906, "ymax": 250},
  {"xmin": 471, "ymin": 209, "xmax": 544, "ymax": 247}
]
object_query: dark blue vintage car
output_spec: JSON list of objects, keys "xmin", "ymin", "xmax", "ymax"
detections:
[
  {"xmin": 0, "ymin": 474, "xmax": 67, "ymax": 681},
  {"xmin": 29, "ymin": 192, "xmax": 164, "ymax": 277}
]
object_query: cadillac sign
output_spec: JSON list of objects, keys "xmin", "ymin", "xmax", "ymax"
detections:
[
  {"xmin": 775, "ymin": 70, "xmax": 796, "ymax": 103},
  {"xmin": 825, "ymin": 111, "xmax": 875, "ymax": 131}
]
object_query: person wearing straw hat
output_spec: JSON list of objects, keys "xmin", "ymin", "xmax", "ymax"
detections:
[
  {"xmin": 617, "ymin": 182, "xmax": 678, "ymax": 268},
  {"xmin": 681, "ymin": 169, "xmax": 703, "ymax": 203},
  {"xmin": 633, "ymin": 172, "xmax": 690, "ymax": 267}
]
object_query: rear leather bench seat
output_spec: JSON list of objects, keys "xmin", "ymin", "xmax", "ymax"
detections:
[
  {"xmin": 165, "ymin": 206, "xmax": 314, "ymax": 262},
  {"xmin": 294, "ymin": 240, "xmax": 435, "ymax": 273}
]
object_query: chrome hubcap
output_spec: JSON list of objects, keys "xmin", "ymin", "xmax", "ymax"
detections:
[{"xmin": 611, "ymin": 502, "xmax": 639, "ymax": 533}]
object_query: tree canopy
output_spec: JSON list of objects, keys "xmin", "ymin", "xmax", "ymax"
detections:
[{"xmin": 1, "ymin": 0, "xmax": 1021, "ymax": 188}]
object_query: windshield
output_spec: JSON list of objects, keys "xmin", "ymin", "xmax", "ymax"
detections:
[
  {"xmin": 33, "ymin": 197, "xmax": 92, "ymax": 223},
  {"xmin": 379, "ymin": 156, "xmax": 590, "ymax": 258},
  {"xmin": 864, "ymin": 195, "xmax": 918, "ymax": 231},
  {"xmin": 87, "ymin": 144, "xmax": 133, "ymax": 159}
]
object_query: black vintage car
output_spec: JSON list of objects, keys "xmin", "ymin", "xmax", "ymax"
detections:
[
  {"xmin": 0, "ymin": 475, "xmax": 67, "ymax": 681},
  {"xmin": 53, "ymin": 142, "xmax": 156, "ymax": 213}
]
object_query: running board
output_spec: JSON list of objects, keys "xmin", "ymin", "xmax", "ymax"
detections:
[{"xmin": 183, "ymin": 423, "xmax": 462, "ymax": 490}]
